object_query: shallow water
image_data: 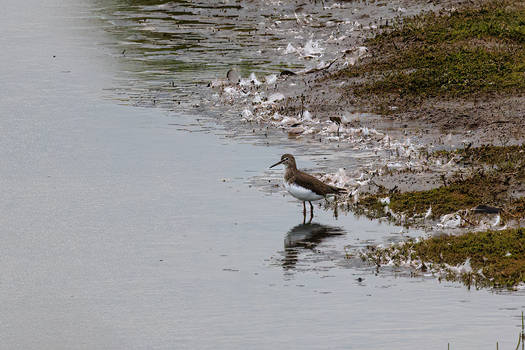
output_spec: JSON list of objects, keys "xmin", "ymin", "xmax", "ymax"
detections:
[
  {"xmin": 95, "ymin": 0, "xmax": 411, "ymax": 104},
  {"xmin": 2, "ymin": 0, "xmax": 525, "ymax": 349}
]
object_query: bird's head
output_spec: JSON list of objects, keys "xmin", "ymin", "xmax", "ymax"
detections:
[{"xmin": 269, "ymin": 154, "xmax": 296, "ymax": 169}]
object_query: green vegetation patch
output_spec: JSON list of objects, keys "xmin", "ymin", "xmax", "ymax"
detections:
[
  {"xmin": 337, "ymin": 0, "xmax": 525, "ymax": 102},
  {"xmin": 436, "ymin": 144, "xmax": 525, "ymax": 170},
  {"xmin": 358, "ymin": 145, "xmax": 525, "ymax": 220},
  {"xmin": 389, "ymin": 180, "xmax": 484, "ymax": 218},
  {"xmin": 358, "ymin": 173, "xmax": 504, "ymax": 219},
  {"xmin": 363, "ymin": 228, "xmax": 525, "ymax": 288}
]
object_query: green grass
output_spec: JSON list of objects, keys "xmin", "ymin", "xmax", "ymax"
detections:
[
  {"xmin": 388, "ymin": 180, "xmax": 485, "ymax": 218},
  {"xmin": 364, "ymin": 228, "xmax": 525, "ymax": 288},
  {"xmin": 436, "ymin": 144, "xmax": 525, "ymax": 170},
  {"xmin": 358, "ymin": 145, "xmax": 525, "ymax": 220},
  {"xmin": 337, "ymin": 0, "xmax": 525, "ymax": 101},
  {"xmin": 358, "ymin": 173, "xmax": 502, "ymax": 219}
]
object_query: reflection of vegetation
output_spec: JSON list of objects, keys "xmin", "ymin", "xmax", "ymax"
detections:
[
  {"xmin": 94, "ymin": 0, "xmax": 283, "ymax": 107},
  {"xmin": 363, "ymin": 228, "xmax": 525, "ymax": 289},
  {"xmin": 358, "ymin": 145, "xmax": 525, "ymax": 222},
  {"xmin": 103, "ymin": 0, "xmax": 168, "ymax": 6},
  {"xmin": 334, "ymin": 0, "xmax": 525, "ymax": 110},
  {"xmin": 95, "ymin": 0, "xmax": 276, "ymax": 79}
]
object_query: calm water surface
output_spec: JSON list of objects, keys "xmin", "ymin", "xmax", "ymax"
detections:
[{"xmin": 1, "ymin": 1, "xmax": 524, "ymax": 349}]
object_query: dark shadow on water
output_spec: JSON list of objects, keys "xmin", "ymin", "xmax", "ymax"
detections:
[{"xmin": 282, "ymin": 222, "xmax": 345, "ymax": 270}]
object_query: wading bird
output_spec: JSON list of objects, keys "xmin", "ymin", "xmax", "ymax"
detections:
[{"xmin": 269, "ymin": 154, "xmax": 346, "ymax": 222}]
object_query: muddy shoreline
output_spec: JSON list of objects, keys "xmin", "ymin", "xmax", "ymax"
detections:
[
  {"xmin": 102, "ymin": 0, "xmax": 525, "ymax": 288},
  {"xmin": 209, "ymin": 0, "xmax": 525, "ymax": 288},
  {"xmin": 211, "ymin": 0, "xmax": 525, "ymax": 226}
]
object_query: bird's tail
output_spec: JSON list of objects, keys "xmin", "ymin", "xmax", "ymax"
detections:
[{"xmin": 330, "ymin": 185, "xmax": 348, "ymax": 195}]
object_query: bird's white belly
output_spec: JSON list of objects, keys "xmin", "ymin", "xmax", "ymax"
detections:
[{"xmin": 284, "ymin": 182, "xmax": 324, "ymax": 201}]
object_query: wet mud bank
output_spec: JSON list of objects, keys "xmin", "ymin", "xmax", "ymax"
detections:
[
  {"xmin": 98, "ymin": 0, "xmax": 525, "ymax": 289},
  {"xmin": 268, "ymin": 0, "xmax": 525, "ymax": 143},
  {"xmin": 210, "ymin": 0, "xmax": 525, "ymax": 288},
  {"xmin": 213, "ymin": 0, "xmax": 525, "ymax": 221}
]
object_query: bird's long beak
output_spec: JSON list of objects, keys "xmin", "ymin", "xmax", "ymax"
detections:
[{"xmin": 269, "ymin": 159, "xmax": 285, "ymax": 169}]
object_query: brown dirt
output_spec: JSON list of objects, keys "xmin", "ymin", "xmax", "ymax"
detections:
[
  {"xmin": 274, "ymin": 0, "xmax": 525, "ymax": 145},
  {"xmin": 277, "ymin": 69, "xmax": 525, "ymax": 145}
]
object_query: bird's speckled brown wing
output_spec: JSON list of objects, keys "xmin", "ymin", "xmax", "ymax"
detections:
[{"xmin": 292, "ymin": 171, "xmax": 344, "ymax": 196}]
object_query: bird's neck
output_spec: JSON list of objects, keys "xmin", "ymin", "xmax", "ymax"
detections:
[{"xmin": 284, "ymin": 165, "xmax": 297, "ymax": 182}]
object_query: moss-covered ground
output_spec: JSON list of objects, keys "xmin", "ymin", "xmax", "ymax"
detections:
[
  {"xmin": 363, "ymin": 228, "xmax": 525, "ymax": 288},
  {"xmin": 332, "ymin": 0, "xmax": 525, "ymax": 112},
  {"xmin": 354, "ymin": 145, "xmax": 525, "ymax": 289},
  {"xmin": 357, "ymin": 145, "xmax": 525, "ymax": 221}
]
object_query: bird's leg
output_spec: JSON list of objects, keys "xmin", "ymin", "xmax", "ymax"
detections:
[
  {"xmin": 303, "ymin": 201, "xmax": 306, "ymax": 217},
  {"xmin": 309, "ymin": 201, "xmax": 314, "ymax": 220}
]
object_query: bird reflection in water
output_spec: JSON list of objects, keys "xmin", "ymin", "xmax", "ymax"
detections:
[{"xmin": 282, "ymin": 222, "xmax": 345, "ymax": 270}]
